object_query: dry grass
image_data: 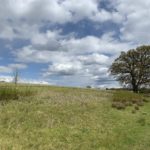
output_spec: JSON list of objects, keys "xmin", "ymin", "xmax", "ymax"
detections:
[{"xmin": 111, "ymin": 91, "xmax": 148, "ymax": 110}]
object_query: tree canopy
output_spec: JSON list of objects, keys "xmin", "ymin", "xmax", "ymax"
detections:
[{"xmin": 110, "ymin": 45, "xmax": 150, "ymax": 92}]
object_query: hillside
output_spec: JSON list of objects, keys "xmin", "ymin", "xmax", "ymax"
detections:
[{"xmin": 0, "ymin": 85, "xmax": 150, "ymax": 150}]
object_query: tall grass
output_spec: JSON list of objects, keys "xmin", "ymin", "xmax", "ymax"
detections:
[{"xmin": 0, "ymin": 86, "xmax": 36, "ymax": 101}]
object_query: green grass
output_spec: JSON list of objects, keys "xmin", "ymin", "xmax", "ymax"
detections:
[
  {"xmin": 0, "ymin": 86, "xmax": 36, "ymax": 102},
  {"xmin": 0, "ymin": 84, "xmax": 150, "ymax": 150}
]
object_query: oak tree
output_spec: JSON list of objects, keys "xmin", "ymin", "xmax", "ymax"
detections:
[{"xmin": 110, "ymin": 45, "xmax": 150, "ymax": 92}]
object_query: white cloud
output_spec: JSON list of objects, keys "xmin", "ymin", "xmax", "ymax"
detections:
[
  {"xmin": 1, "ymin": 0, "xmax": 150, "ymax": 45},
  {"xmin": 13, "ymin": 31, "xmax": 134, "ymax": 87},
  {"xmin": 0, "ymin": 21, "xmax": 39, "ymax": 40},
  {"xmin": 78, "ymin": 53, "xmax": 109, "ymax": 65},
  {"xmin": 31, "ymin": 30, "xmax": 62, "ymax": 51},
  {"xmin": 1, "ymin": 0, "xmax": 150, "ymax": 88},
  {"xmin": 92, "ymin": 9, "xmax": 123, "ymax": 23},
  {"xmin": 44, "ymin": 61, "xmax": 82, "ymax": 76},
  {"xmin": 20, "ymin": 78, "xmax": 49, "ymax": 85},
  {"xmin": 0, "ymin": 75, "xmax": 13, "ymax": 82},
  {"xmin": 0, "ymin": 75, "xmax": 49, "ymax": 85},
  {"xmin": 14, "ymin": 31, "xmax": 133, "ymax": 63},
  {"xmin": 9, "ymin": 63, "xmax": 27, "ymax": 69},
  {"xmin": 110, "ymin": 0, "xmax": 150, "ymax": 44},
  {"xmin": 61, "ymin": 33, "xmax": 133, "ymax": 55},
  {"xmin": 14, "ymin": 47, "xmax": 52, "ymax": 63},
  {"xmin": 62, "ymin": 0, "xmax": 123, "ymax": 23},
  {"xmin": 0, "ymin": 66, "xmax": 12, "ymax": 73},
  {"xmin": 0, "ymin": 64, "xmax": 27, "ymax": 73},
  {"xmin": 0, "ymin": 0, "xmax": 124, "ymax": 40}
]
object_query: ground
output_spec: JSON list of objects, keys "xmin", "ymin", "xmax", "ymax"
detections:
[{"xmin": 0, "ymin": 85, "xmax": 150, "ymax": 150}]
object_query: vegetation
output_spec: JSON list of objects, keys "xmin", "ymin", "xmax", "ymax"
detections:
[
  {"xmin": 13, "ymin": 68, "xmax": 19, "ymax": 85},
  {"xmin": 0, "ymin": 84, "xmax": 150, "ymax": 150},
  {"xmin": 0, "ymin": 86, "xmax": 36, "ymax": 102},
  {"xmin": 110, "ymin": 45, "xmax": 150, "ymax": 93},
  {"xmin": 111, "ymin": 91, "xmax": 149, "ymax": 111}
]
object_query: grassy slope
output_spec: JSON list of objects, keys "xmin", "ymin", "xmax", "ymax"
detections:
[{"xmin": 0, "ymin": 85, "xmax": 150, "ymax": 150}]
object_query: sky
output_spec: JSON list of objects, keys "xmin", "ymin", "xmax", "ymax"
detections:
[{"xmin": 0, "ymin": 0, "xmax": 150, "ymax": 88}]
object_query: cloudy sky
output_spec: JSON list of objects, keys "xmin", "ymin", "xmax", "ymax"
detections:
[{"xmin": 0, "ymin": 0, "xmax": 150, "ymax": 87}]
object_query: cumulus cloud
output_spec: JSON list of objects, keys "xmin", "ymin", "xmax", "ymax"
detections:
[
  {"xmin": 0, "ymin": 66, "xmax": 12, "ymax": 73},
  {"xmin": 44, "ymin": 62, "xmax": 82, "ymax": 76},
  {"xmin": 20, "ymin": 79, "xmax": 49, "ymax": 85},
  {"xmin": 78, "ymin": 53, "xmax": 109, "ymax": 65},
  {"xmin": 13, "ymin": 30, "xmax": 134, "ymax": 87},
  {"xmin": 0, "ymin": 63, "xmax": 27, "ymax": 73},
  {"xmin": 0, "ymin": 75, "xmax": 13, "ymax": 82},
  {"xmin": 62, "ymin": 0, "xmax": 121, "ymax": 22},
  {"xmin": 0, "ymin": 0, "xmax": 123, "ymax": 40},
  {"xmin": 61, "ymin": 34, "xmax": 132, "ymax": 55},
  {"xmin": 0, "ymin": 0, "xmax": 150, "ymax": 87},
  {"xmin": 0, "ymin": 75, "xmax": 49, "ymax": 85},
  {"xmin": 109, "ymin": 0, "xmax": 150, "ymax": 44},
  {"xmin": 1, "ymin": 0, "xmax": 122, "ymax": 23},
  {"xmin": 14, "ymin": 31, "xmax": 132, "ymax": 62}
]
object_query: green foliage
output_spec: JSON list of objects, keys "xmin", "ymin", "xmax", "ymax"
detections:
[{"xmin": 110, "ymin": 45, "xmax": 150, "ymax": 92}]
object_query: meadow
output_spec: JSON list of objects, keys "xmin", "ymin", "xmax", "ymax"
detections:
[{"xmin": 0, "ymin": 84, "xmax": 150, "ymax": 150}]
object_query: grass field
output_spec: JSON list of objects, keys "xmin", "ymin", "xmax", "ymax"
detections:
[{"xmin": 0, "ymin": 84, "xmax": 150, "ymax": 150}]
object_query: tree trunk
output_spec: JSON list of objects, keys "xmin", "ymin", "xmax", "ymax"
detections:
[
  {"xmin": 131, "ymin": 76, "xmax": 139, "ymax": 93},
  {"xmin": 133, "ymin": 85, "xmax": 139, "ymax": 93}
]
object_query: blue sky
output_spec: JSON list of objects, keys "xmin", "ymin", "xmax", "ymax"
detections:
[{"xmin": 0, "ymin": 0, "xmax": 150, "ymax": 87}]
